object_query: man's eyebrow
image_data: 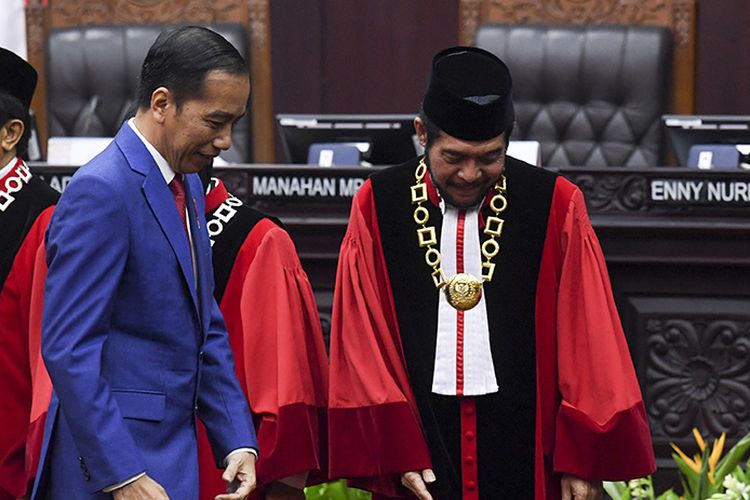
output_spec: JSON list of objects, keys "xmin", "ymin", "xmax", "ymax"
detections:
[
  {"xmin": 480, "ymin": 148, "xmax": 505, "ymax": 157},
  {"xmin": 205, "ymin": 111, "xmax": 234, "ymax": 120},
  {"xmin": 441, "ymin": 148, "xmax": 465, "ymax": 156}
]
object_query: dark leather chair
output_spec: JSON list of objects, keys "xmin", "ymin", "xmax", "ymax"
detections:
[
  {"xmin": 476, "ymin": 24, "xmax": 671, "ymax": 167},
  {"xmin": 46, "ymin": 23, "xmax": 251, "ymax": 163}
]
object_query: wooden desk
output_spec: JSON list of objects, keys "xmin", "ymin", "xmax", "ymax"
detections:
[{"xmin": 32, "ymin": 163, "xmax": 750, "ymax": 487}]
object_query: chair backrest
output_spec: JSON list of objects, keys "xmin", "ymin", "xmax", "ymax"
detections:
[
  {"xmin": 459, "ymin": 0, "xmax": 696, "ymax": 166},
  {"xmin": 476, "ymin": 24, "xmax": 671, "ymax": 167},
  {"xmin": 24, "ymin": 0, "xmax": 274, "ymax": 163},
  {"xmin": 46, "ymin": 24, "xmax": 251, "ymax": 163}
]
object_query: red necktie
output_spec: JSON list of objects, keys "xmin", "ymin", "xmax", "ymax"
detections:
[{"xmin": 169, "ymin": 176, "xmax": 190, "ymax": 243}]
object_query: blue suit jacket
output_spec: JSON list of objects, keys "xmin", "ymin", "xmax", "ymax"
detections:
[{"xmin": 33, "ymin": 124, "xmax": 257, "ymax": 498}]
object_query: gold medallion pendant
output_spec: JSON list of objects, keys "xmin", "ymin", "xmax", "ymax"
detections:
[
  {"xmin": 410, "ymin": 156, "xmax": 508, "ymax": 311},
  {"xmin": 444, "ymin": 273, "xmax": 483, "ymax": 310}
]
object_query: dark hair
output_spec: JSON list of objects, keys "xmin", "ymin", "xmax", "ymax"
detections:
[
  {"xmin": 0, "ymin": 90, "xmax": 31, "ymax": 156},
  {"xmin": 136, "ymin": 26, "xmax": 248, "ymax": 110},
  {"xmin": 418, "ymin": 105, "xmax": 514, "ymax": 153}
]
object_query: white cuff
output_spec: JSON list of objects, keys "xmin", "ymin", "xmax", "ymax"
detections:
[
  {"xmin": 224, "ymin": 447, "xmax": 258, "ymax": 467},
  {"xmin": 102, "ymin": 472, "xmax": 146, "ymax": 492}
]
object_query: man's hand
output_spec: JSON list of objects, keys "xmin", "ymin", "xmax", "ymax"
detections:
[
  {"xmin": 400, "ymin": 468, "xmax": 435, "ymax": 500},
  {"xmin": 216, "ymin": 451, "xmax": 257, "ymax": 500},
  {"xmin": 561, "ymin": 474, "xmax": 602, "ymax": 500},
  {"xmin": 265, "ymin": 481, "xmax": 306, "ymax": 499},
  {"xmin": 112, "ymin": 474, "xmax": 169, "ymax": 500}
]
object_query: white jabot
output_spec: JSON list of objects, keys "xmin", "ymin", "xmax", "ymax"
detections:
[
  {"xmin": 431, "ymin": 203, "xmax": 499, "ymax": 397},
  {"xmin": 0, "ymin": 156, "xmax": 17, "ymax": 179}
]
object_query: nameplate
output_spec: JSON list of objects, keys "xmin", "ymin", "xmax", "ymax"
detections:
[
  {"xmin": 558, "ymin": 167, "xmax": 750, "ymax": 216},
  {"xmin": 248, "ymin": 174, "xmax": 367, "ymax": 199},
  {"xmin": 31, "ymin": 166, "xmax": 77, "ymax": 193},
  {"xmin": 650, "ymin": 179, "xmax": 750, "ymax": 205}
]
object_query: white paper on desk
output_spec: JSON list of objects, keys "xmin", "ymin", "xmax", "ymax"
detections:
[
  {"xmin": 507, "ymin": 140, "xmax": 541, "ymax": 167},
  {"xmin": 47, "ymin": 137, "xmax": 113, "ymax": 165},
  {"xmin": 47, "ymin": 137, "xmax": 234, "ymax": 166}
]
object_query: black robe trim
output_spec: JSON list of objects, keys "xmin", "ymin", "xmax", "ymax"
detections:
[
  {"xmin": 0, "ymin": 174, "xmax": 59, "ymax": 290},
  {"xmin": 371, "ymin": 156, "xmax": 557, "ymax": 499},
  {"xmin": 207, "ymin": 202, "xmax": 280, "ymax": 304}
]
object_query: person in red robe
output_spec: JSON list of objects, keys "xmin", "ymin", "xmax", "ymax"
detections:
[
  {"xmin": 328, "ymin": 46, "xmax": 655, "ymax": 500},
  {"xmin": 196, "ymin": 174, "xmax": 329, "ymax": 499},
  {"xmin": 0, "ymin": 48, "xmax": 58, "ymax": 500}
]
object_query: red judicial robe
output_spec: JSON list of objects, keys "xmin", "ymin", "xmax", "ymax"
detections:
[
  {"xmin": 0, "ymin": 158, "xmax": 58, "ymax": 499},
  {"xmin": 197, "ymin": 179, "xmax": 328, "ymax": 499},
  {"xmin": 328, "ymin": 157, "xmax": 655, "ymax": 499}
]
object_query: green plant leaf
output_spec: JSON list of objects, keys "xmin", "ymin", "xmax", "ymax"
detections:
[
  {"xmin": 694, "ymin": 449, "xmax": 710, "ymax": 500},
  {"xmin": 603, "ymin": 481, "xmax": 630, "ymax": 499},
  {"xmin": 656, "ymin": 489, "xmax": 680, "ymax": 500},
  {"xmin": 305, "ymin": 480, "xmax": 372, "ymax": 499},
  {"xmin": 672, "ymin": 452, "xmax": 699, "ymax": 495},
  {"xmin": 715, "ymin": 431, "xmax": 750, "ymax": 485}
]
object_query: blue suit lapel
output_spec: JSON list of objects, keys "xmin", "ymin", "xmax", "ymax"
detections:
[
  {"xmin": 184, "ymin": 176, "xmax": 212, "ymax": 335},
  {"xmin": 114, "ymin": 125, "xmax": 200, "ymax": 317}
]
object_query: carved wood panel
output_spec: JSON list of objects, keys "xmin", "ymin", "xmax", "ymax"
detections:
[
  {"xmin": 625, "ymin": 296, "xmax": 750, "ymax": 453},
  {"xmin": 459, "ymin": 0, "xmax": 696, "ymax": 114},
  {"xmin": 26, "ymin": 0, "xmax": 274, "ymax": 162},
  {"xmin": 646, "ymin": 316, "xmax": 750, "ymax": 439}
]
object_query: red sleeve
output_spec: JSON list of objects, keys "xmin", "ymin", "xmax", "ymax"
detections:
[
  {"xmin": 25, "ymin": 240, "xmax": 53, "ymax": 492},
  {"xmin": 552, "ymin": 187, "xmax": 656, "ymax": 480},
  {"xmin": 0, "ymin": 205, "xmax": 54, "ymax": 498},
  {"xmin": 236, "ymin": 221, "xmax": 328, "ymax": 485},
  {"xmin": 198, "ymin": 218, "xmax": 329, "ymax": 499},
  {"xmin": 328, "ymin": 180, "xmax": 431, "ymax": 497}
]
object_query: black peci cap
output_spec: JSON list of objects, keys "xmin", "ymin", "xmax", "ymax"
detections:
[
  {"xmin": 422, "ymin": 46, "xmax": 514, "ymax": 141},
  {"xmin": 0, "ymin": 47, "xmax": 37, "ymax": 110}
]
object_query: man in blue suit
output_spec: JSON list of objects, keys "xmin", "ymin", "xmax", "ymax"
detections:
[{"xmin": 34, "ymin": 27, "xmax": 258, "ymax": 499}]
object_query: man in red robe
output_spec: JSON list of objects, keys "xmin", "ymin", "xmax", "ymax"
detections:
[
  {"xmin": 196, "ymin": 174, "xmax": 329, "ymax": 499},
  {"xmin": 328, "ymin": 46, "xmax": 655, "ymax": 500},
  {"xmin": 0, "ymin": 48, "xmax": 58, "ymax": 500}
]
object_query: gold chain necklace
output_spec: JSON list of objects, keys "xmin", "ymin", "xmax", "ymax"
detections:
[{"xmin": 410, "ymin": 157, "xmax": 508, "ymax": 311}]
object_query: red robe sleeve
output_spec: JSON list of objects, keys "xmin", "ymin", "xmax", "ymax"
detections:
[
  {"xmin": 25, "ymin": 240, "xmax": 53, "ymax": 493},
  {"xmin": 328, "ymin": 180, "xmax": 432, "ymax": 497},
  {"xmin": 552, "ymin": 187, "xmax": 656, "ymax": 480},
  {"xmin": 198, "ymin": 218, "xmax": 328, "ymax": 499},
  {"xmin": 0, "ymin": 205, "xmax": 54, "ymax": 499}
]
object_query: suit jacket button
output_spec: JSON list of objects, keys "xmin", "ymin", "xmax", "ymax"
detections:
[{"xmin": 199, "ymin": 351, "xmax": 205, "ymax": 360}]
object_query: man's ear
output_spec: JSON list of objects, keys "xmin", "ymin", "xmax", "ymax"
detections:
[
  {"xmin": 0, "ymin": 118, "xmax": 25, "ymax": 154},
  {"xmin": 150, "ymin": 87, "xmax": 173, "ymax": 124},
  {"xmin": 414, "ymin": 117, "xmax": 427, "ymax": 147}
]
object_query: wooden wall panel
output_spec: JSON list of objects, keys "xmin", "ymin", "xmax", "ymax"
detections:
[
  {"xmin": 25, "ymin": 0, "xmax": 274, "ymax": 162},
  {"xmin": 695, "ymin": 0, "xmax": 750, "ymax": 114},
  {"xmin": 270, "ymin": 0, "xmax": 459, "ymax": 115},
  {"xmin": 318, "ymin": 0, "xmax": 458, "ymax": 114}
]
